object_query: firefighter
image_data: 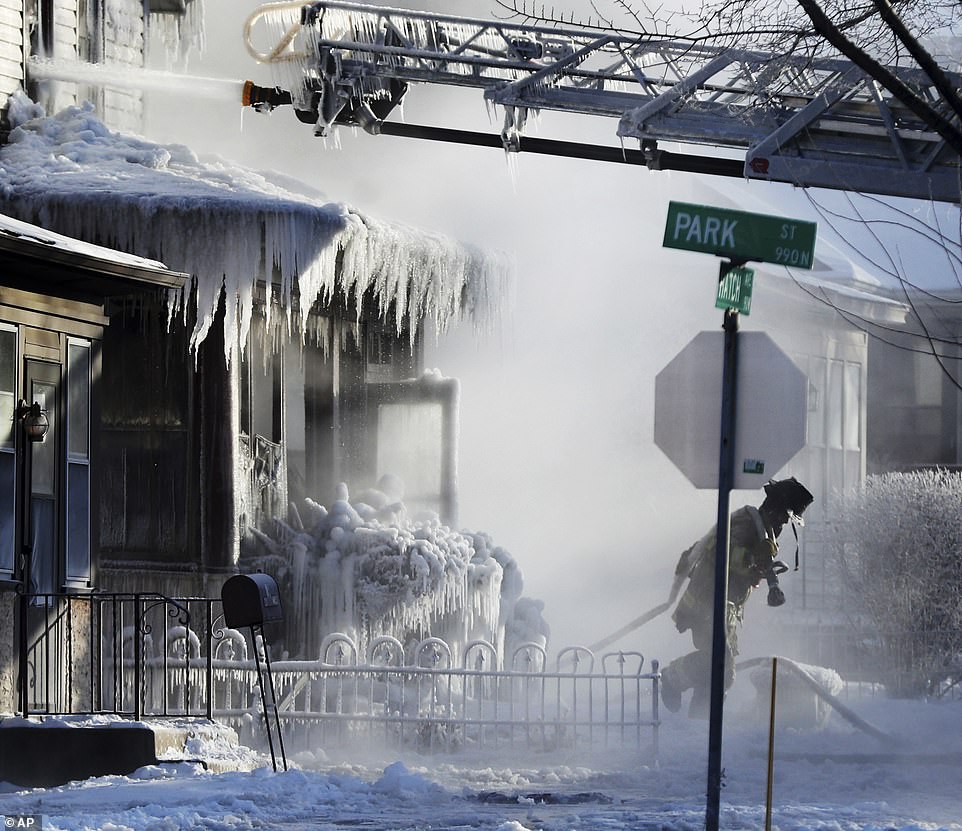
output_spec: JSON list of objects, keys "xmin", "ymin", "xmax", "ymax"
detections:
[{"xmin": 660, "ymin": 477, "xmax": 814, "ymax": 717}]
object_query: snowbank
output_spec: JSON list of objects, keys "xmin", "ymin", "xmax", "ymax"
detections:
[{"xmin": 1, "ymin": 697, "xmax": 961, "ymax": 830}]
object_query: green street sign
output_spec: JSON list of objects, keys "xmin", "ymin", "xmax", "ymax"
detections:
[
  {"xmin": 716, "ymin": 264, "xmax": 754, "ymax": 315},
  {"xmin": 663, "ymin": 201, "xmax": 817, "ymax": 269}
]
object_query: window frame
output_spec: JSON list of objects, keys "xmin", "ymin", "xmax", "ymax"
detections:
[{"xmin": 64, "ymin": 337, "xmax": 92, "ymax": 590}]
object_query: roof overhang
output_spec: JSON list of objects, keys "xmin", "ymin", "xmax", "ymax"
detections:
[
  {"xmin": 0, "ymin": 219, "xmax": 187, "ymax": 303},
  {"xmin": 147, "ymin": 0, "xmax": 198, "ymax": 14}
]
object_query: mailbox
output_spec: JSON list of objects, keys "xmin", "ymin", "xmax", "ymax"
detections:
[{"xmin": 221, "ymin": 573, "xmax": 284, "ymax": 628}]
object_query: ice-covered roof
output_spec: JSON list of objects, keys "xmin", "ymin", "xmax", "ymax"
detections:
[
  {"xmin": 0, "ymin": 210, "xmax": 189, "ymax": 298},
  {"xmin": 0, "ymin": 91, "xmax": 509, "ymax": 356}
]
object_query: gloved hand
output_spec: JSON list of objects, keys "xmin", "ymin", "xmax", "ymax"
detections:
[{"xmin": 767, "ymin": 585, "xmax": 786, "ymax": 607}]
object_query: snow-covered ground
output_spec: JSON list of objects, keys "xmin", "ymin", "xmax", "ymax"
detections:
[{"xmin": 2, "ymin": 689, "xmax": 959, "ymax": 830}]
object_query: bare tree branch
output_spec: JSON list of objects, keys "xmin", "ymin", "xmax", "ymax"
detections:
[
  {"xmin": 769, "ymin": 0, "xmax": 962, "ymax": 156},
  {"xmin": 870, "ymin": 0, "xmax": 962, "ymax": 123}
]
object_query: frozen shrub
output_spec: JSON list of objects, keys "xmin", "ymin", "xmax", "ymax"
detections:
[{"xmin": 829, "ymin": 469, "xmax": 962, "ymax": 697}]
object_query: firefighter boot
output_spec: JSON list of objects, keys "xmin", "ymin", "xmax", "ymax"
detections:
[
  {"xmin": 660, "ymin": 664, "xmax": 683, "ymax": 713},
  {"xmin": 689, "ymin": 684, "xmax": 711, "ymax": 719}
]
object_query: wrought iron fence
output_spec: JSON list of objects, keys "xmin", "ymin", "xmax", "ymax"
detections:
[
  {"xmin": 18, "ymin": 593, "xmax": 222, "ymax": 719},
  {"xmin": 223, "ymin": 634, "xmax": 661, "ymax": 755},
  {"xmin": 17, "ymin": 593, "xmax": 662, "ymax": 756}
]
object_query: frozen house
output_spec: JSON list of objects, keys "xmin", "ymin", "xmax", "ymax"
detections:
[
  {"xmin": 0, "ymin": 0, "xmax": 526, "ymax": 718},
  {"xmin": 0, "ymin": 0, "xmax": 957, "ymax": 729},
  {"xmin": 0, "ymin": 213, "xmax": 188, "ymax": 715}
]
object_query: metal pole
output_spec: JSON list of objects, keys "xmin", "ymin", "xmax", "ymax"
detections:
[
  {"xmin": 134, "ymin": 595, "xmax": 144, "ymax": 721},
  {"xmin": 260, "ymin": 634, "xmax": 288, "ymax": 771},
  {"xmin": 765, "ymin": 656, "xmax": 779, "ymax": 831},
  {"xmin": 372, "ymin": 121, "xmax": 748, "ymax": 177},
  {"xmin": 17, "ymin": 580, "xmax": 28, "ymax": 716},
  {"xmin": 206, "ymin": 601, "xmax": 214, "ymax": 721},
  {"xmin": 706, "ymin": 305, "xmax": 739, "ymax": 831},
  {"xmin": 251, "ymin": 625, "xmax": 279, "ymax": 772},
  {"xmin": 17, "ymin": 435, "xmax": 34, "ymax": 717}
]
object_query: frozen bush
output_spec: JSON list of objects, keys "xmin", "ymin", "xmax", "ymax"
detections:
[{"xmin": 829, "ymin": 469, "xmax": 962, "ymax": 697}]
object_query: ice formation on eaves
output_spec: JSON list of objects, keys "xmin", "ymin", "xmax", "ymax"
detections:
[
  {"xmin": 144, "ymin": 0, "xmax": 208, "ymax": 65},
  {"xmin": 0, "ymin": 91, "xmax": 510, "ymax": 359}
]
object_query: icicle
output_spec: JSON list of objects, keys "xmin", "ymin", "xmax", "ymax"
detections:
[
  {"xmin": 241, "ymin": 483, "xmax": 548, "ymax": 670},
  {"xmin": 0, "ymin": 96, "xmax": 511, "ymax": 362},
  {"xmin": 148, "ymin": 0, "xmax": 207, "ymax": 64}
]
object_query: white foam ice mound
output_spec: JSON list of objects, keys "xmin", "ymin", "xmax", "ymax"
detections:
[{"xmin": 245, "ymin": 482, "xmax": 547, "ymax": 667}]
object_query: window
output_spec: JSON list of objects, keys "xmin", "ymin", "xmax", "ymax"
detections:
[
  {"xmin": 65, "ymin": 340, "xmax": 91, "ymax": 587},
  {"xmin": 239, "ymin": 316, "xmax": 285, "ymax": 527},
  {"xmin": 240, "ymin": 317, "xmax": 282, "ymax": 445},
  {"xmin": 0, "ymin": 325, "xmax": 16, "ymax": 580},
  {"xmin": 376, "ymin": 401, "xmax": 444, "ymax": 512}
]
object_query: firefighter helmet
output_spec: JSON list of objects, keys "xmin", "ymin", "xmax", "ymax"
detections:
[{"xmin": 763, "ymin": 477, "xmax": 814, "ymax": 523}]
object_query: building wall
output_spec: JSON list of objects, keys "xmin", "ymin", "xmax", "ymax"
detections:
[
  {"xmin": 96, "ymin": 293, "xmax": 439, "ymax": 628},
  {"xmin": 0, "ymin": 0, "xmax": 23, "ymax": 116},
  {"xmin": 0, "ymin": 0, "xmax": 147, "ymax": 134},
  {"xmin": 867, "ymin": 337, "xmax": 960, "ymax": 472},
  {"xmin": 100, "ymin": 0, "xmax": 145, "ymax": 132},
  {"xmin": 0, "ymin": 593, "xmax": 15, "ymax": 713},
  {"xmin": 0, "ymin": 285, "xmax": 107, "ymax": 715},
  {"xmin": 731, "ymin": 278, "xmax": 871, "ymax": 670}
]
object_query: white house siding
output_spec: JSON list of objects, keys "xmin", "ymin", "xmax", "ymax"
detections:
[
  {"xmin": 0, "ymin": 0, "xmax": 24, "ymax": 117},
  {"xmin": 4, "ymin": 0, "xmax": 146, "ymax": 133},
  {"xmin": 44, "ymin": 0, "xmax": 77, "ymax": 113},
  {"xmin": 101, "ymin": 0, "xmax": 144, "ymax": 132}
]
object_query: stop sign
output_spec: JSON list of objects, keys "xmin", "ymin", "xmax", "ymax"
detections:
[{"xmin": 654, "ymin": 331, "xmax": 807, "ymax": 489}]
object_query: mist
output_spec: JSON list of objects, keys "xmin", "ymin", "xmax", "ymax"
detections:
[{"xmin": 142, "ymin": 0, "xmax": 815, "ymax": 656}]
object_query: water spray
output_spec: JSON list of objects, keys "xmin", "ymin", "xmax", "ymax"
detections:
[{"xmin": 28, "ymin": 58, "xmax": 246, "ymax": 100}]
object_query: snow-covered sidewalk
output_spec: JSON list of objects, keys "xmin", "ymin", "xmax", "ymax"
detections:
[{"xmin": 1, "ymin": 694, "xmax": 959, "ymax": 830}]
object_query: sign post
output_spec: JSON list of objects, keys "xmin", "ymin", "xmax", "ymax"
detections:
[
  {"xmin": 706, "ymin": 302, "xmax": 738, "ymax": 828},
  {"xmin": 660, "ymin": 201, "xmax": 816, "ymax": 831}
]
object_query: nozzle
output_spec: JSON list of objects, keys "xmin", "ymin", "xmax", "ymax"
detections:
[{"xmin": 242, "ymin": 80, "xmax": 294, "ymax": 112}]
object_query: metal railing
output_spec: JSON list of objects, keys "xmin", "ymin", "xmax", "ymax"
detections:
[
  {"xmin": 18, "ymin": 593, "xmax": 223, "ymax": 720},
  {"xmin": 215, "ymin": 634, "xmax": 661, "ymax": 754},
  {"xmin": 17, "ymin": 593, "xmax": 662, "ymax": 756}
]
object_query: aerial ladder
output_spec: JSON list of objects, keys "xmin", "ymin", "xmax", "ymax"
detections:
[{"xmin": 240, "ymin": 0, "xmax": 962, "ymax": 202}]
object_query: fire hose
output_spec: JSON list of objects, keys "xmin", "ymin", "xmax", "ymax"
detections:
[{"xmin": 586, "ymin": 569, "xmax": 689, "ymax": 654}]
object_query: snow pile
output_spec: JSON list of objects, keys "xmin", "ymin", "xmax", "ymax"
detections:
[
  {"xmin": 0, "ymin": 92, "xmax": 510, "ymax": 358},
  {"xmin": 245, "ymin": 481, "xmax": 546, "ymax": 665}
]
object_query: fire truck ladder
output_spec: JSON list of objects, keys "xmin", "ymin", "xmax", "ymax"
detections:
[{"xmin": 242, "ymin": 0, "xmax": 961, "ymax": 202}]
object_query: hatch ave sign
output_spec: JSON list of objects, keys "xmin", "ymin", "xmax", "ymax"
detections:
[{"xmin": 654, "ymin": 331, "xmax": 808, "ymax": 489}]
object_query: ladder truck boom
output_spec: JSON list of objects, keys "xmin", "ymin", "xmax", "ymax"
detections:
[{"xmin": 242, "ymin": 0, "xmax": 961, "ymax": 202}]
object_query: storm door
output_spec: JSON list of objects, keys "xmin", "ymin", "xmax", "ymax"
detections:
[
  {"xmin": 19, "ymin": 359, "xmax": 60, "ymax": 714},
  {"xmin": 23, "ymin": 360, "xmax": 59, "ymax": 596}
]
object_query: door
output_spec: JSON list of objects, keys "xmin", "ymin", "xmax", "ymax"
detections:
[
  {"xmin": 18, "ymin": 359, "xmax": 60, "ymax": 713},
  {"xmin": 22, "ymin": 360, "xmax": 59, "ymax": 596}
]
